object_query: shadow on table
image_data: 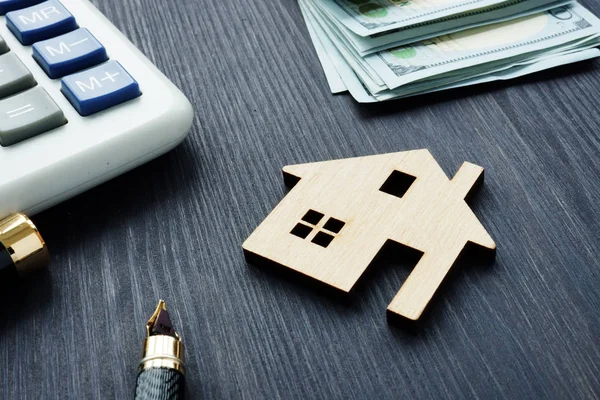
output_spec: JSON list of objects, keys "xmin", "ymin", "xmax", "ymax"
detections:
[
  {"xmin": 32, "ymin": 141, "xmax": 199, "ymax": 252},
  {"xmin": 245, "ymin": 253, "xmax": 366, "ymax": 316},
  {"xmin": 0, "ymin": 268, "xmax": 53, "ymax": 332},
  {"xmin": 350, "ymin": 59, "xmax": 600, "ymax": 118},
  {"xmin": 245, "ymin": 182, "xmax": 498, "ymax": 337},
  {"xmin": 0, "ymin": 144, "xmax": 199, "ymax": 325},
  {"xmin": 246, "ymin": 238, "xmax": 497, "ymax": 337}
]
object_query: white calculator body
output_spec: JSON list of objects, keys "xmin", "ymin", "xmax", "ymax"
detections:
[{"xmin": 0, "ymin": 0, "xmax": 194, "ymax": 219}]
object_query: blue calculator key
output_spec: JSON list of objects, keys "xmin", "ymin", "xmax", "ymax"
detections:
[
  {"xmin": 0, "ymin": 0, "xmax": 44, "ymax": 15},
  {"xmin": 33, "ymin": 28, "xmax": 108, "ymax": 79},
  {"xmin": 61, "ymin": 61, "xmax": 142, "ymax": 116},
  {"xmin": 6, "ymin": 0, "xmax": 77, "ymax": 45}
]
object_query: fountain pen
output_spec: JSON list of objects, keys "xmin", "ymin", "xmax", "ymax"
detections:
[{"xmin": 134, "ymin": 300, "xmax": 186, "ymax": 400}]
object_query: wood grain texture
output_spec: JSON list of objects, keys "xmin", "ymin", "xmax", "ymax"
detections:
[
  {"xmin": 1, "ymin": 0, "xmax": 600, "ymax": 398},
  {"xmin": 243, "ymin": 150, "xmax": 496, "ymax": 322}
]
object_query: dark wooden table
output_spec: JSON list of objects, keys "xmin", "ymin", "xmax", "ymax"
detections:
[{"xmin": 2, "ymin": 0, "xmax": 600, "ymax": 398}]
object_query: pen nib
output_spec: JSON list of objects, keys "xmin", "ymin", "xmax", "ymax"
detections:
[{"xmin": 147, "ymin": 300, "xmax": 178, "ymax": 339}]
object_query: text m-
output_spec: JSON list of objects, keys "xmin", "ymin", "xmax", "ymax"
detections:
[{"xmin": 46, "ymin": 42, "xmax": 71, "ymax": 56}]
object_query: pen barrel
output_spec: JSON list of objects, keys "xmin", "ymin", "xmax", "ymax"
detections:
[
  {"xmin": 136, "ymin": 335, "xmax": 185, "ymax": 400},
  {"xmin": 134, "ymin": 367, "xmax": 185, "ymax": 400}
]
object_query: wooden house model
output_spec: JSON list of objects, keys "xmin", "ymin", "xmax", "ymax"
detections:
[{"xmin": 243, "ymin": 150, "xmax": 496, "ymax": 323}]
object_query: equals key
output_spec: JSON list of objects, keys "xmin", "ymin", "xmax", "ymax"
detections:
[{"xmin": 0, "ymin": 86, "xmax": 66, "ymax": 146}]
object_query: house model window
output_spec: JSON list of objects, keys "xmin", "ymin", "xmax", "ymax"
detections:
[
  {"xmin": 290, "ymin": 210, "xmax": 346, "ymax": 248},
  {"xmin": 379, "ymin": 170, "xmax": 416, "ymax": 198}
]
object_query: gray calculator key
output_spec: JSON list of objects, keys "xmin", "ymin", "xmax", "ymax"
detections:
[
  {"xmin": 0, "ymin": 53, "xmax": 36, "ymax": 99},
  {"xmin": 0, "ymin": 86, "xmax": 66, "ymax": 146},
  {"xmin": 0, "ymin": 35, "xmax": 8, "ymax": 54}
]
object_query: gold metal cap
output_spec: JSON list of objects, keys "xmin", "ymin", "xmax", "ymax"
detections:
[
  {"xmin": 140, "ymin": 335, "xmax": 185, "ymax": 374},
  {"xmin": 0, "ymin": 213, "xmax": 49, "ymax": 277}
]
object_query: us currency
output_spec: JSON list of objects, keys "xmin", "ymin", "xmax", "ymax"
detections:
[
  {"xmin": 331, "ymin": 0, "xmax": 573, "ymax": 56},
  {"xmin": 439, "ymin": 47, "xmax": 600, "ymax": 89},
  {"xmin": 311, "ymin": 12, "xmax": 600, "ymax": 103},
  {"xmin": 300, "ymin": 0, "xmax": 377, "ymax": 101},
  {"xmin": 305, "ymin": 0, "xmax": 389, "ymax": 93},
  {"xmin": 300, "ymin": 1, "xmax": 600, "ymax": 102},
  {"xmin": 300, "ymin": 0, "xmax": 371, "ymax": 100},
  {"xmin": 366, "ymin": 4, "xmax": 600, "ymax": 89},
  {"xmin": 373, "ymin": 41, "xmax": 600, "ymax": 100},
  {"xmin": 373, "ymin": 48, "xmax": 600, "ymax": 101},
  {"xmin": 315, "ymin": 0, "xmax": 550, "ymax": 36},
  {"xmin": 301, "ymin": 3, "xmax": 348, "ymax": 93}
]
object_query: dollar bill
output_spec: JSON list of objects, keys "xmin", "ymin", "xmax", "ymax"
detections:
[
  {"xmin": 440, "ymin": 47, "xmax": 600, "ymax": 88},
  {"xmin": 301, "ymin": 3, "xmax": 348, "ymax": 93},
  {"xmin": 315, "ymin": 0, "xmax": 551, "ymax": 36},
  {"xmin": 375, "ymin": 46, "xmax": 600, "ymax": 100},
  {"xmin": 334, "ymin": 0, "xmax": 572, "ymax": 55},
  {"xmin": 300, "ymin": 0, "xmax": 373, "ymax": 100},
  {"xmin": 373, "ymin": 40, "xmax": 600, "ymax": 100},
  {"xmin": 366, "ymin": 4, "xmax": 600, "ymax": 89},
  {"xmin": 305, "ymin": 0, "xmax": 389, "ymax": 93}
]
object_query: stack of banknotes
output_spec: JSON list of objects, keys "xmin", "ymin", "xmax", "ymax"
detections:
[{"xmin": 299, "ymin": 0, "xmax": 600, "ymax": 102}]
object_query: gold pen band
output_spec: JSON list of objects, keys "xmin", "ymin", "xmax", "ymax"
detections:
[
  {"xmin": 0, "ymin": 213, "xmax": 49, "ymax": 277},
  {"xmin": 139, "ymin": 335, "xmax": 185, "ymax": 374}
]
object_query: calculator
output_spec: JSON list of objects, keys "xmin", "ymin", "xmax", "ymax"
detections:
[{"xmin": 0, "ymin": 0, "xmax": 194, "ymax": 219}]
